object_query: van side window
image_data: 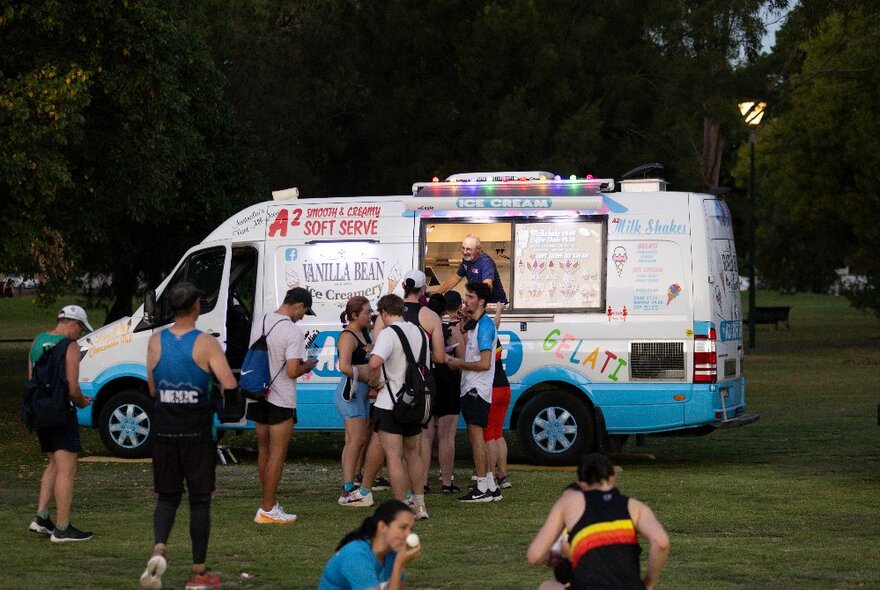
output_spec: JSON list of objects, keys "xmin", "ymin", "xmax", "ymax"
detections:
[{"xmin": 157, "ymin": 246, "xmax": 226, "ymax": 324}]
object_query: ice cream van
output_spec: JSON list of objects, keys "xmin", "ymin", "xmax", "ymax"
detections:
[{"xmin": 75, "ymin": 171, "xmax": 758, "ymax": 464}]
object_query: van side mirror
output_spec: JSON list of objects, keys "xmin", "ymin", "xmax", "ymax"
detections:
[{"xmin": 143, "ymin": 289, "xmax": 157, "ymax": 327}]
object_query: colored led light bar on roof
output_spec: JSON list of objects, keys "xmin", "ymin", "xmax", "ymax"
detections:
[{"xmin": 412, "ymin": 171, "xmax": 615, "ymax": 195}]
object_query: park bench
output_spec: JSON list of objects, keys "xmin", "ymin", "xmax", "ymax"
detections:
[{"xmin": 745, "ymin": 306, "xmax": 791, "ymax": 330}]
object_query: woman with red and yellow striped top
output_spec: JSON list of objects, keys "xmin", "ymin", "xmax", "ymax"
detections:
[{"xmin": 527, "ymin": 453, "xmax": 670, "ymax": 590}]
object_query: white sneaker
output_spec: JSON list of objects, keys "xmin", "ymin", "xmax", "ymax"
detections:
[
  {"xmin": 254, "ymin": 503, "xmax": 297, "ymax": 524},
  {"xmin": 138, "ymin": 553, "xmax": 167, "ymax": 590},
  {"xmin": 415, "ymin": 505, "xmax": 429, "ymax": 520},
  {"xmin": 341, "ymin": 489, "xmax": 375, "ymax": 507}
]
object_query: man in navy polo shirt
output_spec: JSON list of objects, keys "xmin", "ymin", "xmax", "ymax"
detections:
[{"xmin": 437, "ymin": 235, "xmax": 508, "ymax": 304}]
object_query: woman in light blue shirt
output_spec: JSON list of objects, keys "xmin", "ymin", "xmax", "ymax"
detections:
[{"xmin": 319, "ymin": 500, "xmax": 421, "ymax": 590}]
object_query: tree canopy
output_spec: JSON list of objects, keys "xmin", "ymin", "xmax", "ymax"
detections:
[
  {"xmin": 0, "ymin": 0, "xmax": 264, "ymax": 318},
  {"xmin": 3, "ymin": 0, "xmax": 878, "ymax": 318},
  {"xmin": 731, "ymin": 1, "xmax": 880, "ymax": 312}
]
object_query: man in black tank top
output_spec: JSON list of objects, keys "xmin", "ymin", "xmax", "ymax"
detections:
[{"xmin": 527, "ymin": 453, "xmax": 670, "ymax": 590}]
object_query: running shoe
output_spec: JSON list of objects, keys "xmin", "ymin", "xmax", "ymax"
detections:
[
  {"xmin": 185, "ymin": 570, "xmax": 221, "ymax": 590},
  {"xmin": 441, "ymin": 484, "xmax": 461, "ymax": 494},
  {"xmin": 372, "ymin": 477, "xmax": 391, "ymax": 490},
  {"xmin": 50, "ymin": 523, "xmax": 93, "ymax": 543},
  {"xmin": 254, "ymin": 503, "xmax": 297, "ymax": 524},
  {"xmin": 138, "ymin": 550, "xmax": 167, "ymax": 590},
  {"xmin": 497, "ymin": 474, "xmax": 512, "ymax": 489},
  {"xmin": 457, "ymin": 488, "xmax": 493, "ymax": 503},
  {"xmin": 29, "ymin": 515, "xmax": 55, "ymax": 536},
  {"xmin": 415, "ymin": 505, "xmax": 429, "ymax": 520},
  {"xmin": 491, "ymin": 488, "xmax": 503, "ymax": 502},
  {"xmin": 404, "ymin": 493, "xmax": 415, "ymax": 508},
  {"xmin": 341, "ymin": 489, "xmax": 375, "ymax": 507},
  {"xmin": 337, "ymin": 490, "xmax": 350, "ymax": 505}
]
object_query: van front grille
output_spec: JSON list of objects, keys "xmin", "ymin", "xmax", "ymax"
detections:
[{"xmin": 630, "ymin": 342, "xmax": 685, "ymax": 380}]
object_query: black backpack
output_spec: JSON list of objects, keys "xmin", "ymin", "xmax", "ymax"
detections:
[
  {"xmin": 385, "ymin": 325, "xmax": 435, "ymax": 427},
  {"xmin": 22, "ymin": 338, "xmax": 74, "ymax": 431}
]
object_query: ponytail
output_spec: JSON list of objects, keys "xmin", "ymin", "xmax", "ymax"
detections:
[
  {"xmin": 335, "ymin": 499, "xmax": 411, "ymax": 551},
  {"xmin": 403, "ymin": 277, "xmax": 421, "ymax": 298}
]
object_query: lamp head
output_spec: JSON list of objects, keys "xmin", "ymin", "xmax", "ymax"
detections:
[{"xmin": 738, "ymin": 101, "xmax": 767, "ymax": 126}]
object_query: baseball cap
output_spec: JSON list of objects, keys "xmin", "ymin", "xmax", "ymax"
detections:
[
  {"xmin": 58, "ymin": 305, "xmax": 94, "ymax": 332},
  {"xmin": 285, "ymin": 286, "xmax": 316, "ymax": 315},
  {"xmin": 402, "ymin": 269, "xmax": 427, "ymax": 289},
  {"xmin": 168, "ymin": 282, "xmax": 205, "ymax": 312}
]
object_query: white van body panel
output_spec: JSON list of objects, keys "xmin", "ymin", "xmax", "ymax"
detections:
[{"xmin": 77, "ymin": 179, "xmax": 755, "ymax": 462}]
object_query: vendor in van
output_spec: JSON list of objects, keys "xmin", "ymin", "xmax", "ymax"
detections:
[{"xmin": 437, "ymin": 235, "xmax": 508, "ymax": 304}]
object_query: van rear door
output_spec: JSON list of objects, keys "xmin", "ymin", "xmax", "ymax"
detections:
[{"xmin": 702, "ymin": 199, "xmax": 743, "ymax": 383}]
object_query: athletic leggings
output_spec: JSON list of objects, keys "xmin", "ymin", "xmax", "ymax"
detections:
[{"xmin": 154, "ymin": 492, "xmax": 212, "ymax": 564}]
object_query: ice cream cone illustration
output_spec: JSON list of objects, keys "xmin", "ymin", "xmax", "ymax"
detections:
[
  {"xmin": 386, "ymin": 261, "xmax": 402, "ymax": 294},
  {"xmin": 285, "ymin": 268, "xmax": 300, "ymax": 289},
  {"xmin": 667, "ymin": 283, "xmax": 682, "ymax": 305},
  {"xmin": 611, "ymin": 246, "xmax": 627, "ymax": 277}
]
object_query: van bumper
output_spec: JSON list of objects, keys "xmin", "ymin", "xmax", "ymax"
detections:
[{"xmin": 719, "ymin": 411, "xmax": 760, "ymax": 428}]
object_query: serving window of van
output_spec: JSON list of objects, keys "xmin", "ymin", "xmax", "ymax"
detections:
[{"xmin": 422, "ymin": 216, "xmax": 606, "ymax": 313}]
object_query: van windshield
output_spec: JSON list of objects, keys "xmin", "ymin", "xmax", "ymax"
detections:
[{"xmin": 156, "ymin": 246, "xmax": 226, "ymax": 324}]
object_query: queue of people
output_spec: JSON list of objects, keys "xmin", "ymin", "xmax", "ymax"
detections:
[{"xmin": 23, "ymin": 235, "xmax": 669, "ymax": 589}]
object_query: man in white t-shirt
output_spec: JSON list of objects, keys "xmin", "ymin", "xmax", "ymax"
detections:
[
  {"xmin": 367, "ymin": 294, "xmax": 429, "ymax": 520},
  {"xmin": 246, "ymin": 287, "xmax": 316, "ymax": 524},
  {"xmin": 446, "ymin": 281, "xmax": 500, "ymax": 503}
]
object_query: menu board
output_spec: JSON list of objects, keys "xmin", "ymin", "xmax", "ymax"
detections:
[{"xmin": 513, "ymin": 220, "xmax": 604, "ymax": 311}]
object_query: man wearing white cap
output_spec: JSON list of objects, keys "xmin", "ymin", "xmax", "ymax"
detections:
[{"xmin": 27, "ymin": 304, "xmax": 94, "ymax": 542}]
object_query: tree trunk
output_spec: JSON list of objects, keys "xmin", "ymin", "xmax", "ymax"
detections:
[
  {"xmin": 700, "ymin": 116, "xmax": 726, "ymax": 191},
  {"xmin": 106, "ymin": 270, "xmax": 136, "ymax": 324}
]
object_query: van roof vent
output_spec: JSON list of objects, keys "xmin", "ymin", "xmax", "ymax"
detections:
[
  {"xmin": 271, "ymin": 187, "xmax": 300, "ymax": 201},
  {"xmin": 620, "ymin": 178, "xmax": 668, "ymax": 192}
]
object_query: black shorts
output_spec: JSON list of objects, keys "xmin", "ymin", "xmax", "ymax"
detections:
[
  {"xmin": 152, "ymin": 441, "xmax": 216, "ymax": 495},
  {"xmin": 246, "ymin": 398, "xmax": 297, "ymax": 425},
  {"xmin": 460, "ymin": 389, "xmax": 490, "ymax": 428},
  {"xmin": 37, "ymin": 416, "xmax": 82, "ymax": 453},
  {"xmin": 432, "ymin": 369, "xmax": 461, "ymax": 418},
  {"xmin": 373, "ymin": 407, "xmax": 423, "ymax": 438}
]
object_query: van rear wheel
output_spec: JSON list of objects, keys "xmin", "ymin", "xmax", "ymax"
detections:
[
  {"xmin": 516, "ymin": 391, "xmax": 594, "ymax": 466},
  {"xmin": 98, "ymin": 390, "xmax": 154, "ymax": 459}
]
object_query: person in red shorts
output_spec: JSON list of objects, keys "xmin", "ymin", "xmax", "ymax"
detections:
[{"xmin": 484, "ymin": 303, "xmax": 511, "ymax": 489}]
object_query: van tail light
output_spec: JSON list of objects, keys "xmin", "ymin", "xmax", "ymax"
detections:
[{"xmin": 693, "ymin": 328, "xmax": 717, "ymax": 384}]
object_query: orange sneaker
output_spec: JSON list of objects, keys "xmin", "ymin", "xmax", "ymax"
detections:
[{"xmin": 185, "ymin": 570, "xmax": 221, "ymax": 589}]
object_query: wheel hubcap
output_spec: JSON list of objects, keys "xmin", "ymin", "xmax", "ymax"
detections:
[
  {"xmin": 531, "ymin": 406, "xmax": 578, "ymax": 454},
  {"xmin": 108, "ymin": 403, "xmax": 150, "ymax": 449}
]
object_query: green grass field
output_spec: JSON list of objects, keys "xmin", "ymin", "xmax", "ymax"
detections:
[{"xmin": 0, "ymin": 293, "xmax": 878, "ymax": 589}]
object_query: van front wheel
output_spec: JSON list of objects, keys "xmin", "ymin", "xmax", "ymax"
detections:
[
  {"xmin": 98, "ymin": 390, "xmax": 154, "ymax": 459},
  {"xmin": 516, "ymin": 391, "xmax": 594, "ymax": 466}
]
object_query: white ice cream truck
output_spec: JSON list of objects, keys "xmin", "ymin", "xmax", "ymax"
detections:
[{"xmin": 76, "ymin": 171, "xmax": 758, "ymax": 464}]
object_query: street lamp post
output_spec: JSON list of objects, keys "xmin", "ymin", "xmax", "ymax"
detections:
[{"xmin": 738, "ymin": 101, "xmax": 766, "ymax": 349}]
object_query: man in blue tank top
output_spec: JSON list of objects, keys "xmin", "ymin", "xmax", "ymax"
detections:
[{"xmin": 139, "ymin": 282, "xmax": 238, "ymax": 590}]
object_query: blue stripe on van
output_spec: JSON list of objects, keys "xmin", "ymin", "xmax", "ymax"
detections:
[
  {"xmin": 77, "ymin": 363, "xmax": 148, "ymax": 427},
  {"xmin": 693, "ymin": 320, "xmax": 715, "ymax": 336},
  {"xmin": 601, "ymin": 194, "xmax": 629, "ymax": 213}
]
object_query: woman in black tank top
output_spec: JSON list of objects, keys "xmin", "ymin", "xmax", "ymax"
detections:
[{"xmin": 334, "ymin": 296, "xmax": 375, "ymax": 506}]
